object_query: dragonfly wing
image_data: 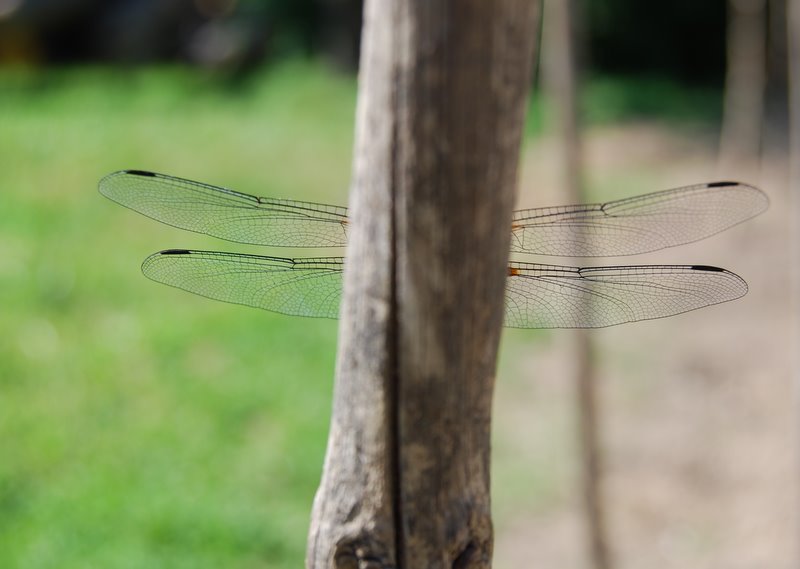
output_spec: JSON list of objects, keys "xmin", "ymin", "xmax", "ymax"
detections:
[
  {"xmin": 142, "ymin": 250, "xmax": 344, "ymax": 319},
  {"xmin": 510, "ymin": 181, "xmax": 768, "ymax": 256},
  {"xmin": 504, "ymin": 262, "xmax": 748, "ymax": 328},
  {"xmin": 99, "ymin": 170, "xmax": 349, "ymax": 247},
  {"xmin": 143, "ymin": 252, "xmax": 747, "ymax": 329}
]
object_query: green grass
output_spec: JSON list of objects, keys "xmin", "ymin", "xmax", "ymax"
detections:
[
  {"xmin": 0, "ymin": 61, "xmax": 355, "ymax": 569},
  {"xmin": 0, "ymin": 61, "xmax": 721, "ymax": 567}
]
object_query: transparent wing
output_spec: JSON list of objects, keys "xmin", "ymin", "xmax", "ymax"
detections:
[
  {"xmin": 101, "ymin": 172, "xmax": 766, "ymax": 255},
  {"xmin": 510, "ymin": 181, "xmax": 768, "ymax": 256},
  {"xmin": 100, "ymin": 170, "xmax": 348, "ymax": 247},
  {"xmin": 142, "ymin": 251, "xmax": 747, "ymax": 328},
  {"xmin": 142, "ymin": 250, "xmax": 343, "ymax": 319},
  {"xmin": 504, "ymin": 262, "xmax": 747, "ymax": 329}
]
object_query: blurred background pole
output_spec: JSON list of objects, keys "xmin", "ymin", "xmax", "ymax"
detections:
[
  {"xmin": 720, "ymin": 0, "xmax": 767, "ymax": 171},
  {"xmin": 787, "ymin": 0, "xmax": 800, "ymax": 563},
  {"xmin": 542, "ymin": 1, "xmax": 612, "ymax": 568}
]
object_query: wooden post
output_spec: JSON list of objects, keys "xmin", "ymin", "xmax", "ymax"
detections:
[{"xmin": 307, "ymin": 1, "xmax": 541, "ymax": 567}]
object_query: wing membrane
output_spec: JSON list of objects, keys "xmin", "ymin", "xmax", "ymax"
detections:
[
  {"xmin": 143, "ymin": 251, "xmax": 747, "ymax": 328},
  {"xmin": 142, "ymin": 250, "xmax": 343, "ymax": 319},
  {"xmin": 504, "ymin": 262, "xmax": 747, "ymax": 328},
  {"xmin": 102, "ymin": 171, "xmax": 767, "ymax": 256},
  {"xmin": 100, "ymin": 170, "xmax": 349, "ymax": 247},
  {"xmin": 510, "ymin": 181, "xmax": 768, "ymax": 256}
]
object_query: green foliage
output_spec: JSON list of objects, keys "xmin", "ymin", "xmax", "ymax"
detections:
[
  {"xmin": 582, "ymin": 75, "xmax": 722, "ymax": 124},
  {"xmin": 525, "ymin": 75, "xmax": 721, "ymax": 136}
]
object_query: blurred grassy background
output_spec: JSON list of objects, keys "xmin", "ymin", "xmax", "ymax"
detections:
[
  {"xmin": 0, "ymin": 59, "xmax": 731, "ymax": 568},
  {"xmin": 0, "ymin": 61, "xmax": 356, "ymax": 569}
]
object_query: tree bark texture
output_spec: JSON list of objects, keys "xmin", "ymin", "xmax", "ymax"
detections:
[
  {"xmin": 542, "ymin": 2, "xmax": 612, "ymax": 568},
  {"xmin": 307, "ymin": 1, "xmax": 541, "ymax": 568}
]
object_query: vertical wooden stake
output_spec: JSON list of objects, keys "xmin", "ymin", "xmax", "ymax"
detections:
[{"xmin": 307, "ymin": 1, "xmax": 541, "ymax": 567}]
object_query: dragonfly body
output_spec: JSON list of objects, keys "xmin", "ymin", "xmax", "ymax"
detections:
[{"xmin": 100, "ymin": 170, "xmax": 768, "ymax": 328}]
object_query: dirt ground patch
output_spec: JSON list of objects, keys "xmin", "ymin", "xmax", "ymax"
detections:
[{"xmin": 492, "ymin": 122, "xmax": 796, "ymax": 569}]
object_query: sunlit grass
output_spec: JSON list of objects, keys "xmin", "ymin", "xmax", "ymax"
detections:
[{"xmin": 0, "ymin": 60, "xmax": 353, "ymax": 569}]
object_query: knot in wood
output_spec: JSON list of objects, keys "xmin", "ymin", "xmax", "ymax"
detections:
[{"xmin": 333, "ymin": 536, "xmax": 393, "ymax": 569}]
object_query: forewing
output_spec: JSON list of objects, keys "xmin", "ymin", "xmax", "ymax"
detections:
[
  {"xmin": 510, "ymin": 181, "xmax": 768, "ymax": 256},
  {"xmin": 142, "ymin": 250, "xmax": 343, "ymax": 319},
  {"xmin": 99, "ymin": 170, "xmax": 349, "ymax": 247},
  {"xmin": 102, "ymin": 173, "xmax": 767, "ymax": 255},
  {"xmin": 504, "ymin": 262, "xmax": 748, "ymax": 328}
]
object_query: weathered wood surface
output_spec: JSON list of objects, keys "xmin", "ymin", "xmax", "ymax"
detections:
[{"xmin": 306, "ymin": 1, "xmax": 541, "ymax": 568}]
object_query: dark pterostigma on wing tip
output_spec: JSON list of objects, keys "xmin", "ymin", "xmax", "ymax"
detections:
[
  {"xmin": 160, "ymin": 249, "xmax": 192, "ymax": 255},
  {"xmin": 690, "ymin": 265, "xmax": 726, "ymax": 272},
  {"xmin": 124, "ymin": 169, "xmax": 157, "ymax": 177},
  {"xmin": 706, "ymin": 181, "xmax": 739, "ymax": 188}
]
